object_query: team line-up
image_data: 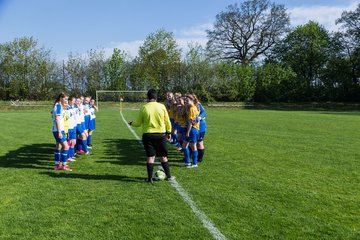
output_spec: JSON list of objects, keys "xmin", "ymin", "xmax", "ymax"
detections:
[
  {"xmin": 51, "ymin": 94, "xmax": 96, "ymax": 171},
  {"xmin": 51, "ymin": 91, "xmax": 207, "ymax": 181}
]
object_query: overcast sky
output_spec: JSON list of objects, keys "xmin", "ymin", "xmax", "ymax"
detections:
[{"xmin": 0, "ymin": 0, "xmax": 358, "ymax": 60}]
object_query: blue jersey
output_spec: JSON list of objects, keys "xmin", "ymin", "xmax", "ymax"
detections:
[
  {"xmin": 198, "ymin": 103, "xmax": 207, "ymax": 133},
  {"xmin": 67, "ymin": 105, "xmax": 77, "ymax": 130},
  {"xmin": 52, "ymin": 103, "xmax": 64, "ymax": 132}
]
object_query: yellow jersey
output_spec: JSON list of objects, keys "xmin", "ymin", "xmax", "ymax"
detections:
[
  {"xmin": 188, "ymin": 105, "xmax": 200, "ymax": 130},
  {"xmin": 176, "ymin": 106, "xmax": 187, "ymax": 128},
  {"xmin": 63, "ymin": 108, "xmax": 70, "ymax": 134},
  {"xmin": 132, "ymin": 101, "xmax": 171, "ymax": 134}
]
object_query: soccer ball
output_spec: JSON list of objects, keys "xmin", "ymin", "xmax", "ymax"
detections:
[{"xmin": 154, "ymin": 169, "xmax": 166, "ymax": 181}]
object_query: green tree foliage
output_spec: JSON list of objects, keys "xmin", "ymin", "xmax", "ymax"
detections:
[
  {"xmin": 210, "ymin": 62, "xmax": 256, "ymax": 101},
  {"xmin": 336, "ymin": 3, "xmax": 360, "ymax": 40},
  {"xmin": 272, "ymin": 21, "xmax": 331, "ymax": 100},
  {"xmin": 65, "ymin": 53, "xmax": 87, "ymax": 96},
  {"xmin": 136, "ymin": 29, "xmax": 181, "ymax": 96},
  {"xmin": 0, "ymin": 37, "xmax": 60, "ymax": 100},
  {"xmin": 207, "ymin": 0, "xmax": 290, "ymax": 65},
  {"xmin": 255, "ymin": 63, "xmax": 296, "ymax": 101},
  {"xmin": 182, "ymin": 43, "xmax": 213, "ymax": 101},
  {"xmin": 1, "ymin": 4, "xmax": 360, "ymax": 102},
  {"xmin": 86, "ymin": 49, "xmax": 106, "ymax": 97},
  {"xmin": 332, "ymin": 3, "xmax": 360, "ymax": 100},
  {"xmin": 104, "ymin": 48, "xmax": 127, "ymax": 90}
]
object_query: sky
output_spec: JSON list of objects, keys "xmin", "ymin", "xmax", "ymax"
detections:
[{"xmin": 0, "ymin": 0, "xmax": 358, "ymax": 60}]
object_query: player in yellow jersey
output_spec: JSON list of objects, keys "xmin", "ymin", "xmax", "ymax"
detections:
[
  {"xmin": 129, "ymin": 89, "xmax": 175, "ymax": 183},
  {"xmin": 181, "ymin": 94, "xmax": 200, "ymax": 168},
  {"xmin": 176, "ymin": 96, "xmax": 187, "ymax": 151}
]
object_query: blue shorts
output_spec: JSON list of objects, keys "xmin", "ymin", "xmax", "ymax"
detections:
[
  {"xmin": 179, "ymin": 127, "xmax": 187, "ymax": 135},
  {"xmin": 199, "ymin": 119, "xmax": 207, "ymax": 132},
  {"xmin": 85, "ymin": 115, "xmax": 91, "ymax": 129},
  {"xmin": 76, "ymin": 124, "xmax": 84, "ymax": 134},
  {"xmin": 53, "ymin": 131, "xmax": 67, "ymax": 143},
  {"xmin": 198, "ymin": 132, "xmax": 205, "ymax": 141},
  {"xmin": 81, "ymin": 122, "xmax": 86, "ymax": 131},
  {"xmin": 68, "ymin": 128, "xmax": 77, "ymax": 140},
  {"xmin": 89, "ymin": 119, "xmax": 96, "ymax": 131},
  {"xmin": 174, "ymin": 123, "xmax": 180, "ymax": 132},
  {"xmin": 184, "ymin": 128, "xmax": 199, "ymax": 143}
]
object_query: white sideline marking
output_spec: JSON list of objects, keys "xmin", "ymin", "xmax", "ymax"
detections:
[{"xmin": 120, "ymin": 112, "xmax": 227, "ymax": 240}]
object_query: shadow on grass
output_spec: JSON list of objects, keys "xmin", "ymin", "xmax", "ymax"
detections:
[
  {"xmin": 40, "ymin": 171, "xmax": 145, "ymax": 182},
  {"xmin": 0, "ymin": 143, "xmax": 54, "ymax": 170},
  {"xmin": 100, "ymin": 138, "xmax": 184, "ymax": 166},
  {"xmin": 99, "ymin": 139, "xmax": 145, "ymax": 166}
]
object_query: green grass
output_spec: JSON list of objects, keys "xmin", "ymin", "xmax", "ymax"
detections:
[{"xmin": 0, "ymin": 104, "xmax": 359, "ymax": 239}]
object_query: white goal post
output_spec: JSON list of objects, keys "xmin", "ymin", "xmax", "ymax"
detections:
[{"xmin": 95, "ymin": 90, "xmax": 148, "ymax": 111}]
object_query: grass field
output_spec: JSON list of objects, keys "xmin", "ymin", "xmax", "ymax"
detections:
[{"xmin": 0, "ymin": 103, "xmax": 359, "ymax": 239}]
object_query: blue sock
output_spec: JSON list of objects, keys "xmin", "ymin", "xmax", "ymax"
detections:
[
  {"xmin": 87, "ymin": 135, "xmax": 92, "ymax": 145},
  {"xmin": 82, "ymin": 140, "xmax": 89, "ymax": 152},
  {"xmin": 54, "ymin": 150, "xmax": 61, "ymax": 166},
  {"xmin": 183, "ymin": 147, "xmax": 190, "ymax": 164},
  {"xmin": 69, "ymin": 147, "xmax": 74, "ymax": 157},
  {"xmin": 171, "ymin": 133, "xmax": 177, "ymax": 144},
  {"xmin": 77, "ymin": 139, "xmax": 83, "ymax": 151},
  {"xmin": 61, "ymin": 149, "xmax": 69, "ymax": 165},
  {"xmin": 192, "ymin": 150, "xmax": 198, "ymax": 165}
]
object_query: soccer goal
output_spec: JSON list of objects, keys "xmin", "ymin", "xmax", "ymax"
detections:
[{"xmin": 95, "ymin": 90, "xmax": 148, "ymax": 111}]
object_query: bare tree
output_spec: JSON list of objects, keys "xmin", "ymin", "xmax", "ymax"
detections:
[{"xmin": 207, "ymin": 0, "xmax": 290, "ymax": 65}]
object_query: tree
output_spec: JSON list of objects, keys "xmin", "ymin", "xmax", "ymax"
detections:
[
  {"xmin": 271, "ymin": 21, "xmax": 331, "ymax": 100},
  {"xmin": 254, "ymin": 62, "xmax": 296, "ymax": 101},
  {"xmin": 104, "ymin": 48, "xmax": 127, "ymax": 90},
  {"xmin": 206, "ymin": 0, "xmax": 290, "ymax": 65},
  {"xmin": 86, "ymin": 49, "xmax": 106, "ymax": 96},
  {"xmin": 210, "ymin": 62, "xmax": 256, "ymax": 101},
  {"xmin": 137, "ymin": 29, "xmax": 181, "ymax": 96},
  {"xmin": 65, "ymin": 53, "xmax": 87, "ymax": 95},
  {"xmin": 334, "ymin": 3, "xmax": 360, "ymax": 99},
  {"xmin": 336, "ymin": 3, "xmax": 360, "ymax": 40},
  {"xmin": 182, "ymin": 43, "xmax": 213, "ymax": 101},
  {"xmin": 0, "ymin": 37, "xmax": 58, "ymax": 100}
]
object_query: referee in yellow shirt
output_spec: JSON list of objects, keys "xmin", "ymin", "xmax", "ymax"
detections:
[{"xmin": 129, "ymin": 89, "xmax": 174, "ymax": 183}]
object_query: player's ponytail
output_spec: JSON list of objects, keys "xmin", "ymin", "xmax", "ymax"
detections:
[
  {"xmin": 53, "ymin": 92, "xmax": 68, "ymax": 107},
  {"xmin": 191, "ymin": 94, "xmax": 200, "ymax": 112}
]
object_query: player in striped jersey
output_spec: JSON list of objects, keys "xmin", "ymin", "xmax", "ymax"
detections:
[
  {"xmin": 75, "ymin": 98, "xmax": 90, "ymax": 155},
  {"xmin": 52, "ymin": 92, "xmax": 71, "ymax": 171},
  {"xmin": 87, "ymin": 98, "xmax": 97, "ymax": 148},
  {"xmin": 84, "ymin": 96, "xmax": 91, "ymax": 136},
  {"xmin": 66, "ymin": 97, "xmax": 77, "ymax": 161}
]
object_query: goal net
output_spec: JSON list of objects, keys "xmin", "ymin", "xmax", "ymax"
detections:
[{"xmin": 95, "ymin": 90, "xmax": 148, "ymax": 112}]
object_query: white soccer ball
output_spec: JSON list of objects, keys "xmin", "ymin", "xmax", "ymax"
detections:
[{"xmin": 154, "ymin": 169, "xmax": 166, "ymax": 181}]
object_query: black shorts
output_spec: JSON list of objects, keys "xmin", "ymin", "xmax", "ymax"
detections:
[{"xmin": 142, "ymin": 133, "xmax": 168, "ymax": 157}]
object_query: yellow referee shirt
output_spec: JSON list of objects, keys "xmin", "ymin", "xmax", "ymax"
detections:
[{"xmin": 132, "ymin": 101, "xmax": 172, "ymax": 134}]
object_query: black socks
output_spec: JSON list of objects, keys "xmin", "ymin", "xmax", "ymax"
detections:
[
  {"xmin": 161, "ymin": 161, "xmax": 171, "ymax": 178},
  {"xmin": 146, "ymin": 162, "xmax": 154, "ymax": 181},
  {"xmin": 198, "ymin": 149, "xmax": 204, "ymax": 162}
]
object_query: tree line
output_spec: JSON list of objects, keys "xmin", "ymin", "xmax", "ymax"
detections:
[{"xmin": 0, "ymin": 0, "xmax": 359, "ymax": 102}]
